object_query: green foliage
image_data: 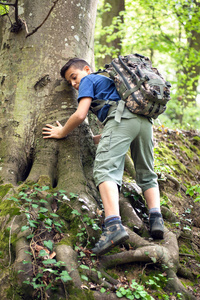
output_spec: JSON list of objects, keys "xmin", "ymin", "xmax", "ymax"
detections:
[
  {"xmin": 186, "ymin": 184, "xmax": 200, "ymax": 203},
  {"xmin": 95, "ymin": 0, "xmax": 200, "ymax": 130},
  {"xmin": 116, "ymin": 279, "xmax": 154, "ymax": 299},
  {"xmin": 0, "ymin": 2, "xmax": 9, "ymax": 15},
  {"xmin": 6, "ymin": 184, "xmax": 74, "ymax": 298}
]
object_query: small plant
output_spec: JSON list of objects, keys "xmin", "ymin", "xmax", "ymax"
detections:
[
  {"xmin": 116, "ymin": 279, "xmax": 154, "ymax": 300},
  {"xmin": 146, "ymin": 273, "xmax": 168, "ymax": 291},
  {"xmin": 8, "ymin": 185, "xmax": 73, "ymax": 298},
  {"xmin": 186, "ymin": 185, "xmax": 200, "ymax": 202}
]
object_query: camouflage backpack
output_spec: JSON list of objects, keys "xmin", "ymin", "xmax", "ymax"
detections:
[{"xmin": 92, "ymin": 53, "xmax": 171, "ymax": 122}]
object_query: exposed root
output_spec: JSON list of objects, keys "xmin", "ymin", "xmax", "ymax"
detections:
[
  {"xmin": 56, "ymin": 244, "xmax": 82, "ymax": 288},
  {"xmin": 98, "ymin": 227, "xmax": 195, "ymax": 300},
  {"xmin": 14, "ymin": 237, "xmax": 33, "ymax": 284},
  {"xmin": 165, "ymin": 173, "xmax": 180, "ymax": 190}
]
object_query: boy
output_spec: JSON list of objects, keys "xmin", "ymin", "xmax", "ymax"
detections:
[{"xmin": 42, "ymin": 58, "xmax": 164, "ymax": 255}]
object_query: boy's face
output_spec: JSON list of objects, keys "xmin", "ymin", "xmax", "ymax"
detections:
[{"xmin": 65, "ymin": 65, "xmax": 91, "ymax": 90}]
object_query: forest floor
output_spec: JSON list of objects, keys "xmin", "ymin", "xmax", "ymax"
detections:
[
  {"xmin": 78, "ymin": 124, "xmax": 200, "ymax": 300},
  {"xmin": 153, "ymin": 126, "xmax": 200, "ymax": 299},
  {"xmin": 120, "ymin": 125, "xmax": 200, "ymax": 299}
]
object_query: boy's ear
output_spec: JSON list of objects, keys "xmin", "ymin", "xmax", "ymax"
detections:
[{"xmin": 83, "ymin": 65, "xmax": 91, "ymax": 74}]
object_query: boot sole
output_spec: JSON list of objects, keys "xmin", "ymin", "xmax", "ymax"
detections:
[
  {"xmin": 92, "ymin": 231, "xmax": 129, "ymax": 256},
  {"xmin": 151, "ymin": 228, "xmax": 164, "ymax": 239}
]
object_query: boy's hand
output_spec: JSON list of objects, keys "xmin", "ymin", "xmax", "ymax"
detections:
[
  {"xmin": 42, "ymin": 121, "xmax": 65, "ymax": 139},
  {"xmin": 93, "ymin": 134, "xmax": 101, "ymax": 145}
]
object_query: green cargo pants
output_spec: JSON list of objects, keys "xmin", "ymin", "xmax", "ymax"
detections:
[{"xmin": 93, "ymin": 107, "xmax": 158, "ymax": 193}]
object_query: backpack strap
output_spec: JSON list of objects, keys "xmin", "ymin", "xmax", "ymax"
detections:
[
  {"xmin": 114, "ymin": 100, "xmax": 125, "ymax": 123},
  {"xmin": 90, "ymin": 99, "xmax": 125, "ymax": 123},
  {"xmin": 90, "ymin": 99, "xmax": 118, "ymax": 113}
]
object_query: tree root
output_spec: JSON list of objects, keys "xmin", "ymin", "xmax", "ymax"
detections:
[
  {"xmin": 165, "ymin": 173, "xmax": 180, "ymax": 190},
  {"xmin": 98, "ymin": 227, "xmax": 195, "ymax": 300},
  {"xmin": 56, "ymin": 244, "xmax": 82, "ymax": 288},
  {"xmin": 119, "ymin": 195, "xmax": 145, "ymax": 233},
  {"xmin": 14, "ymin": 237, "xmax": 33, "ymax": 285},
  {"xmin": 92, "ymin": 291, "xmax": 127, "ymax": 300}
]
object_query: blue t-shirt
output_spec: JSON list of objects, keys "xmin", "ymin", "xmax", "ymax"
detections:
[{"xmin": 78, "ymin": 74, "xmax": 120, "ymax": 122}]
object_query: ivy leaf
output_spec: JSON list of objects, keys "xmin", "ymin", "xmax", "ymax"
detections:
[
  {"xmin": 100, "ymin": 287, "xmax": 106, "ymax": 293},
  {"xmin": 42, "ymin": 186, "xmax": 49, "ymax": 191},
  {"xmin": 80, "ymin": 274, "xmax": 89, "ymax": 281},
  {"xmin": 42, "ymin": 259, "xmax": 56, "ymax": 265},
  {"xmin": 39, "ymin": 207, "xmax": 49, "ymax": 213},
  {"xmin": 39, "ymin": 199, "xmax": 48, "ymax": 203},
  {"xmin": 79, "ymin": 264, "xmax": 90, "ymax": 270},
  {"xmin": 24, "ymin": 251, "xmax": 32, "ymax": 256},
  {"xmin": 71, "ymin": 209, "xmax": 81, "ymax": 216},
  {"xmin": 59, "ymin": 189, "xmax": 66, "ymax": 194},
  {"xmin": 39, "ymin": 249, "xmax": 48, "ymax": 257},
  {"xmin": 21, "ymin": 225, "xmax": 30, "ymax": 232},
  {"xmin": 116, "ymin": 291, "xmax": 123, "ymax": 297},
  {"xmin": 53, "ymin": 221, "xmax": 62, "ymax": 227},
  {"xmin": 23, "ymin": 280, "xmax": 31, "ymax": 285},
  {"xmin": 151, "ymin": 257, "xmax": 157, "ymax": 263},
  {"xmin": 60, "ymin": 270, "xmax": 72, "ymax": 282},
  {"xmin": 45, "ymin": 218, "xmax": 52, "ymax": 226},
  {"xmin": 50, "ymin": 213, "xmax": 59, "ymax": 218},
  {"xmin": 28, "ymin": 220, "xmax": 38, "ymax": 228},
  {"xmin": 26, "ymin": 234, "xmax": 34, "ymax": 239},
  {"xmin": 38, "ymin": 213, "xmax": 47, "ymax": 220},
  {"xmin": 44, "ymin": 240, "xmax": 53, "ymax": 251},
  {"xmin": 31, "ymin": 204, "xmax": 38, "ymax": 209}
]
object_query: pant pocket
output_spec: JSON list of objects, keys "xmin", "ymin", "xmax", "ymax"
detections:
[{"xmin": 96, "ymin": 132, "xmax": 112, "ymax": 155}]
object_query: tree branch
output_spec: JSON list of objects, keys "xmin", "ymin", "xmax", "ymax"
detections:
[
  {"xmin": 0, "ymin": 2, "xmax": 15, "ymax": 6},
  {"xmin": 26, "ymin": 0, "xmax": 59, "ymax": 38}
]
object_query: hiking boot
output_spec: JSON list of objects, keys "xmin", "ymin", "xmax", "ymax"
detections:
[
  {"xmin": 149, "ymin": 213, "xmax": 164, "ymax": 239},
  {"xmin": 92, "ymin": 220, "xmax": 129, "ymax": 256}
]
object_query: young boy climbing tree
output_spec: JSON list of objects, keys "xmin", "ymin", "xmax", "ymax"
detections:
[{"xmin": 42, "ymin": 58, "xmax": 164, "ymax": 256}]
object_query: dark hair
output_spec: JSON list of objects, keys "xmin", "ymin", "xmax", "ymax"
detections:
[{"xmin": 60, "ymin": 58, "xmax": 92, "ymax": 79}]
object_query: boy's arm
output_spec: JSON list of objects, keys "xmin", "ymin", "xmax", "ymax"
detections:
[{"xmin": 42, "ymin": 97, "xmax": 92, "ymax": 139}]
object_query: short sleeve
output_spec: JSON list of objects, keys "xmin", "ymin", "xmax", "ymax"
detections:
[{"xmin": 78, "ymin": 76, "xmax": 94, "ymax": 101}]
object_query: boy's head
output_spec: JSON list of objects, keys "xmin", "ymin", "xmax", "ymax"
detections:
[{"xmin": 60, "ymin": 58, "xmax": 92, "ymax": 90}]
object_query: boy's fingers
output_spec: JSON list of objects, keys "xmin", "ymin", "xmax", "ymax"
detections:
[
  {"xmin": 43, "ymin": 135, "xmax": 51, "ymax": 139},
  {"xmin": 43, "ymin": 124, "xmax": 54, "ymax": 129}
]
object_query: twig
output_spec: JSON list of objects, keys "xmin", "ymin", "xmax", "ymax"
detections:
[
  {"xmin": 20, "ymin": 17, "xmax": 29, "ymax": 34},
  {"xmin": 179, "ymin": 253, "xmax": 195, "ymax": 258},
  {"xmin": 0, "ymin": 2, "xmax": 15, "ymax": 6},
  {"xmin": 26, "ymin": 0, "xmax": 59, "ymax": 38}
]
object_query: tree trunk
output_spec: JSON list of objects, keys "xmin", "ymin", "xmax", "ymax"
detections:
[
  {"xmin": 0, "ymin": 0, "xmax": 97, "ymax": 191},
  {"xmin": 97, "ymin": 0, "xmax": 125, "ymax": 68}
]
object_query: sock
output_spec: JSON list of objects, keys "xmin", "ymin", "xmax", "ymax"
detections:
[
  {"xmin": 104, "ymin": 215, "xmax": 121, "ymax": 225},
  {"xmin": 149, "ymin": 207, "xmax": 161, "ymax": 215}
]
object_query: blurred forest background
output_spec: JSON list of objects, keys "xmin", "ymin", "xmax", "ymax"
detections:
[{"xmin": 94, "ymin": 0, "xmax": 200, "ymax": 131}]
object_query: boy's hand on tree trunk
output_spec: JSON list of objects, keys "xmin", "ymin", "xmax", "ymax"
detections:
[{"xmin": 42, "ymin": 121, "xmax": 65, "ymax": 139}]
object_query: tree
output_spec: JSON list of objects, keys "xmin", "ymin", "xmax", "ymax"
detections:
[
  {"xmin": 0, "ymin": 1, "xmax": 198, "ymax": 299},
  {"xmin": 95, "ymin": 0, "xmax": 125, "ymax": 68},
  {"xmin": 95, "ymin": 0, "xmax": 200, "ymax": 127}
]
